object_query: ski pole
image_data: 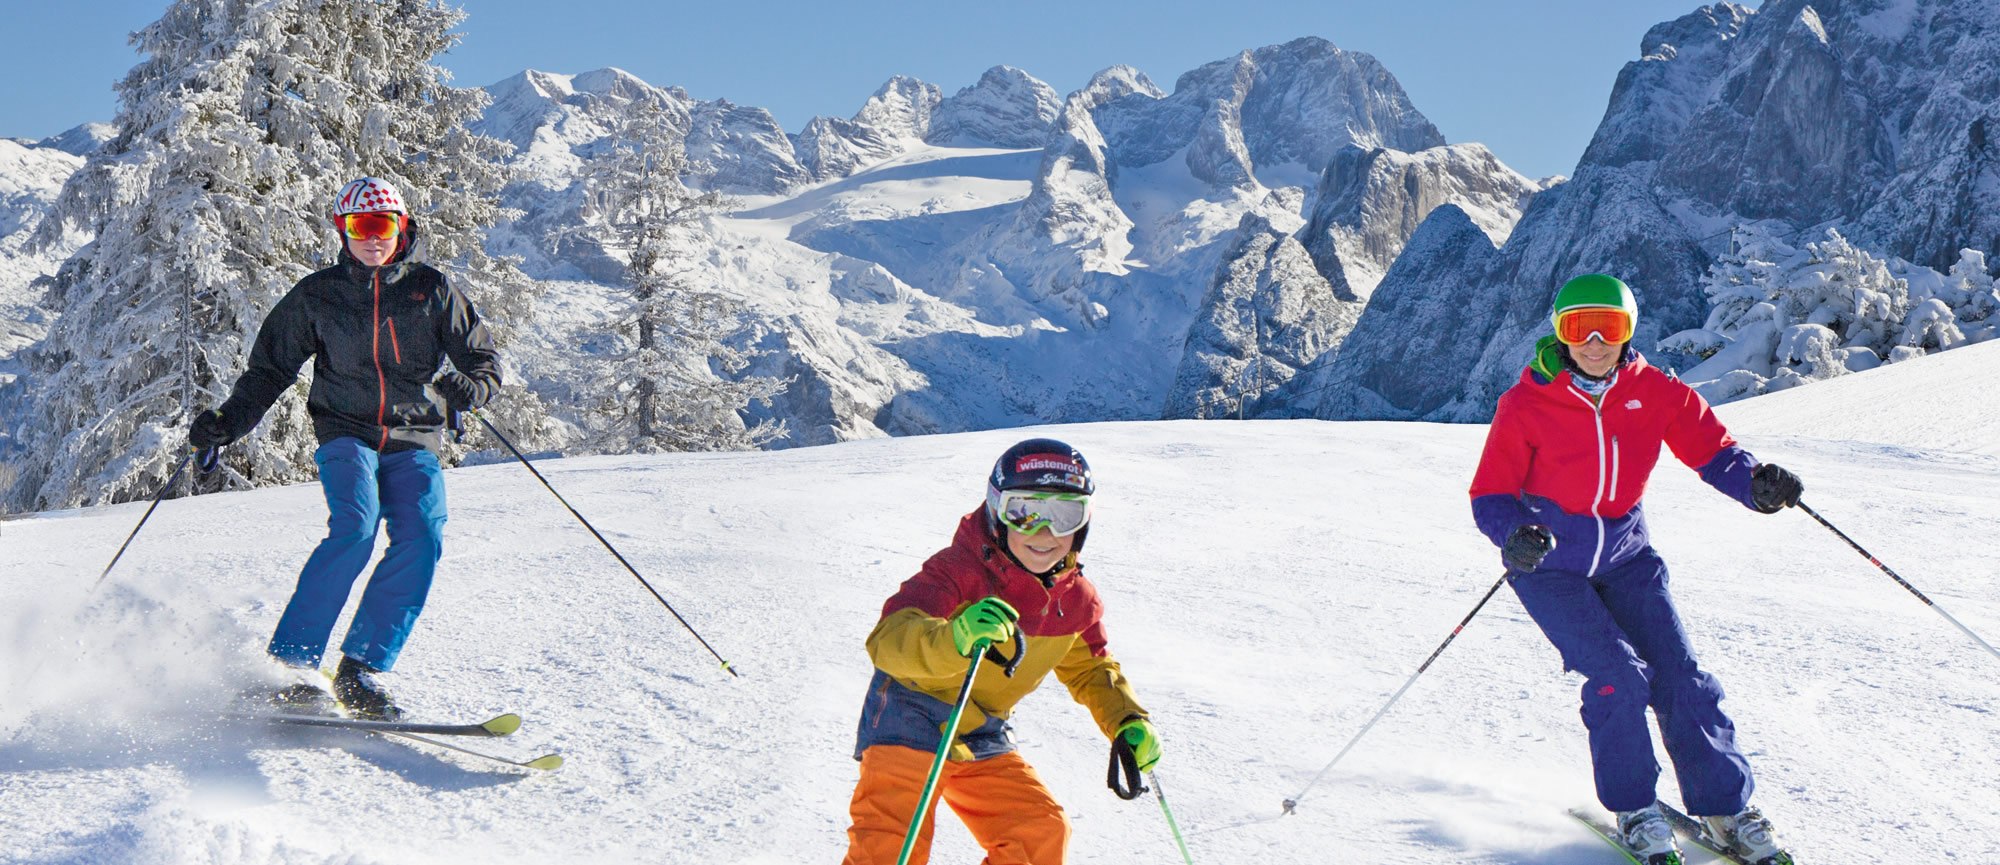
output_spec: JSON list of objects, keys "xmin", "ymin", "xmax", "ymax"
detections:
[
  {"xmin": 1798, "ymin": 500, "xmax": 2000, "ymax": 664},
  {"xmin": 1150, "ymin": 771, "xmax": 1197, "ymax": 865},
  {"xmin": 90, "ymin": 449, "xmax": 199, "ymax": 596},
  {"xmin": 895, "ymin": 631, "xmax": 1025, "ymax": 865},
  {"xmin": 469, "ymin": 411, "xmax": 741, "ymax": 678},
  {"xmin": 1282, "ymin": 571, "xmax": 1509, "ymax": 815}
]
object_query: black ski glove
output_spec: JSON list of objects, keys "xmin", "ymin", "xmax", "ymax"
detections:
[
  {"xmin": 189, "ymin": 408, "xmax": 241, "ymax": 449},
  {"xmin": 1750, "ymin": 463, "xmax": 1803, "ymax": 513},
  {"xmin": 433, "ymin": 371, "xmax": 489, "ymax": 412},
  {"xmin": 1502, "ymin": 525, "xmax": 1556, "ymax": 574}
]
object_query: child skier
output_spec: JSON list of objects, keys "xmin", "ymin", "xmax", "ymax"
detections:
[
  {"xmin": 1469, "ymin": 274, "xmax": 1800, "ymax": 865},
  {"xmin": 189, "ymin": 177, "xmax": 499, "ymax": 720},
  {"xmin": 843, "ymin": 438, "xmax": 1160, "ymax": 865}
]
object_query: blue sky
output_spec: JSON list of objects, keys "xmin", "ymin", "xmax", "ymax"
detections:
[{"xmin": 9, "ymin": 1, "xmax": 1713, "ymax": 179}]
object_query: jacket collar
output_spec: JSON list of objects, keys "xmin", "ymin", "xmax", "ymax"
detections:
[
  {"xmin": 339, "ymin": 248, "xmax": 414, "ymax": 284},
  {"xmin": 1521, "ymin": 351, "xmax": 1651, "ymax": 396}
]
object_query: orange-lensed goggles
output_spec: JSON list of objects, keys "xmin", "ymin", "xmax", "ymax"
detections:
[
  {"xmin": 338, "ymin": 211, "xmax": 405, "ymax": 241},
  {"xmin": 1554, "ymin": 307, "xmax": 1634, "ymax": 346}
]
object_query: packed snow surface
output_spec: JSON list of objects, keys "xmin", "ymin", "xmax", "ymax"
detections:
[{"xmin": 2, "ymin": 345, "xmax": 1996, "ymax": 864}]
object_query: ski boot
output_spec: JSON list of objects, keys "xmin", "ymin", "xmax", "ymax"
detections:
[
  {"xmin": 261, "ymin": 658, "xmax": 333, "ymax": 711},
  {"xmin": 331, "ymin": 656, "xmax": 403, "ymax": 721},
  {"xmin": 1701, "ymin": 806, "xmax": 1794, "ymax": 865},
  {"xmin": 1616, "ymin": 805, "xmax": 1686, "ymax": 865}
]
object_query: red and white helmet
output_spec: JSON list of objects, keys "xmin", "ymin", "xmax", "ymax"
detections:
[{"xmin": 334, "ymin": 177, "xmax": 407, "ymax": 216}]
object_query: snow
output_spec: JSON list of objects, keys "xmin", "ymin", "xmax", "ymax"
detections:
[
  {"xmin": 1855, "ymin": 0, "xmax": 1920, "ymax": 42},
  {"xmin": 1719, "ymin": 336, "xmax": 2000, "ymax": 456},
  {"xmin": 4, "ymin": 345, "xmax": 1998, "ymax": 864}
]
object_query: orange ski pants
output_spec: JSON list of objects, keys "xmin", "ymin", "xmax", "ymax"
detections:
[{"xmin": 843, "ymin": 745, "xmax": 1070, "ymax": 865}]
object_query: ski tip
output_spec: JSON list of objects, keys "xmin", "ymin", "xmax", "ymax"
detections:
[
  {"xmin": 523, "ymin": 753, "xmax": 564, "ymax": 771},
  {"xmin": 480, "ymin": 714, "xmax": 523, "ymax": 737}
]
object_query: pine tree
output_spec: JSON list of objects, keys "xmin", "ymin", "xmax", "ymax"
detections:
[
  {"xmin": 5, "ymin": 0, "xmax": 543, "ymax": 513},
  {"xmin": 1668, "ymin": 224, "xmax": 1998, "ymax": 402},
  {"xmin": 558, "ymin": 96, "xmax": 786, "ymax": 453}
]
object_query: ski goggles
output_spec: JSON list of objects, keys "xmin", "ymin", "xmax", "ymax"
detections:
[
  {"xmin": 987, "ymin": 488, "xmax": 1092, "ymax": 537},
  {"xmin": 338, "ymin": 211, "xmax": 406, "ymax": 241},
  {"xmin": 1553, "ymin": 306, "xmax": 1634, "ymax": 346}
]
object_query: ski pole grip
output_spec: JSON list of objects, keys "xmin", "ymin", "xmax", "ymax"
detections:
[
  {"xmin": 1107, "ymin": 737, "xmax": 1148, "ymax": 800},
  {"xmin": 983, "ymin": 628, "xmax": 1028, "ymax": 678}
]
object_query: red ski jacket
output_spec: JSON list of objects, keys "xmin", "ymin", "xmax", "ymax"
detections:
[{"xmin": 1469, "ymin": 353, "xmax": 1761, "ymax": 576}]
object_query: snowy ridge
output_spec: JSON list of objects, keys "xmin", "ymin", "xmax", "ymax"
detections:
[{"xmin": 3, "ymin": 342, "xmax": 1996, "ymax": 863}]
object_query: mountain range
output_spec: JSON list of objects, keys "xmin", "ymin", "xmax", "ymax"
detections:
[
  {"xmin": 3, "ymin": 1, "xmax": 1995, "ymax": 456},
  {"xmin": 466, "ymin": 36, "xmax": 1544, "ymax": 446}
]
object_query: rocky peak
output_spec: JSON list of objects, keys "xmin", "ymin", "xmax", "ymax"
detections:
[
  {"xmin": 685, "ymin": 99, "xmax": 811, "ymax": 194},
  {"xmin": 1097, "ymin": 37, "xmax": 1445, "ymax": 187},
  {"xmin": 1302, "ymin": 143, "xmax": 1543, "ymax": 298},
  {"xmin": 1076, "ymin": 66, "xmax": 1167, "ymax": 110},
  {"xmin": 1163, "ymin": 211, "xmax": 1361, "ymax": 418},
  {"xmin": 925, "ymin": 66, "xmax": 1061, "ymax": 148},
  {"xmin": 854, "ymin": 76, "xmax": 941, "ymax": 141},
  {"xmin": 795, "ymin": 76, "xmax": 943, "ymax": 181}
]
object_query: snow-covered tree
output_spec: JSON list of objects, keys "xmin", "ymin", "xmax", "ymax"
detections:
[
  {"xmin": 1663, "ymin": 225, "xmax": 1999, "ymax": 403},
  {"xmin": 3, "ymin": 0, "xmax": 545, "ymax": 513},
  {"xmin": 558, "ymin": 97, "xmax": 786, "ymax": 453}
]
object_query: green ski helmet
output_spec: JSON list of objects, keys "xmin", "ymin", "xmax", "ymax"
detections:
[
  {"xmin": 1549, "ymin": 273, "xmax": 1639, "ymax": 334},
  {"xmin": 1534, "ymin": 274, "xmax": 1641, "ymax": 381}
]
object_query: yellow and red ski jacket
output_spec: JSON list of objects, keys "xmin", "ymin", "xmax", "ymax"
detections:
[{"xmin": 853, "ymin": 507, "xmax": 1148, "ymax": 761}]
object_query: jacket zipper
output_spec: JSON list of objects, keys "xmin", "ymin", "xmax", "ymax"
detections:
[
  {"xmin": 1564, "ymin": 384, "xmax": 1610, "ymax": 577},
  {"xmin": 372, "ymin": 269, "xmax": 388, "ymax": 449},
  {"xmin": 1609, "ymin": 436, "xmax": 1620, "ymax": 502},
  {"xmin": 385, "ymin": 317, "xmax": 402, "ymax": 365}
]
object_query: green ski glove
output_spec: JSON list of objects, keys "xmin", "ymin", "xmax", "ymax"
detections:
[
  {"xmin": 1117, "ymin": 717, "xmax": 1161, "ymax": 772},
  {"xmin": 949, "ymin": 596, "xmax": 1019, "ymax": 657}
]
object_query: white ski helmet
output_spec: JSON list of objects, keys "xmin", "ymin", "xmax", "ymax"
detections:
[{"xmin": 334, "ymin": 177, "xmax": 407, "ymax": 216}]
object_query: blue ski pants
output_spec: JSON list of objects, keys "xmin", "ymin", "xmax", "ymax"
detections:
[
  {"xmin": 1508, "ymin": 548, "xmax": 1754, "ymax": 815},
  {"xmin": 267, "ymin": 437, "xmax": 447, "ymax": 672}
]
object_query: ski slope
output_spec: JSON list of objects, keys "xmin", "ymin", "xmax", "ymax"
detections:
[{"xmin": 2, "ymin": 346, "xmax": 1997, "ymax": 865}]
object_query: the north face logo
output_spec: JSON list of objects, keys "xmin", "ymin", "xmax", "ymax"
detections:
[{"xmin": 1625, "ymin": 399, "xmax": 1643, "ymax": 410}]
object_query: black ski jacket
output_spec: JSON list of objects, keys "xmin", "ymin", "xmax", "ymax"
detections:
[{"xmin": 218, "ymin": 242, "xmax": 500, "ymax": 454}]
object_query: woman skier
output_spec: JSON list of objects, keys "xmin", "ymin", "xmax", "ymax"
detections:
[{"xmin": 1469, "ymin": 274, "xmax": 1800, "ymax": 865}]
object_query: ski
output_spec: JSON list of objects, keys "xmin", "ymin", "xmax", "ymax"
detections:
[
  {"xmin": 237, "ymin": 709, "xmax": 564, "ymax": 772},
  {"xmin": 378, "ymin": 730, "xmax": 565, "ymax": 772},
  {"xmin": 1566, "ymin": 809, "xmax": 1685, "ymax": 865},
  {"xmin": 243, "ymin": 710, "xmax": 525, "ymax": 738},
  {"xmin": 1655, "ymin": 802, "xmax": 1795, "ymax": 865}
]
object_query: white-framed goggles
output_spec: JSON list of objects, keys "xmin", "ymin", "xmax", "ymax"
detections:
[{"xmin": 987, "ymin": 488, "xmax": 1093, "ymax": 537}]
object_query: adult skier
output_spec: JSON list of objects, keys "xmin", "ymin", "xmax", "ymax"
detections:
[
  {"xmin": 189, "ymin": 177, "xmax": 499, "ymax": 720},
  {"xmin": 843, "ymin": 438, "xmax": 1160, "ymax": 865},
  {"xmin": 1469, "ymin": 274, "xmax": 1800, "ymax": 865}
]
